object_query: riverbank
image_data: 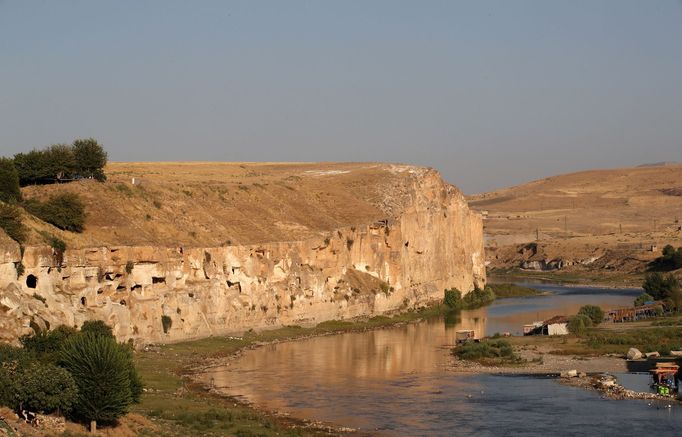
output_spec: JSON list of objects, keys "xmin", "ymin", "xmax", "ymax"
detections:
[
  {"xmin": 489, "ymin": 268, "xmax": 645, "ymax": 288},
  {"xmin": 130, "ymin": 283, "xmax": 665, "ymax": 435},
  {"xmin": 132, "ymin": 305, "xmax": 448, "ymax": 436}
]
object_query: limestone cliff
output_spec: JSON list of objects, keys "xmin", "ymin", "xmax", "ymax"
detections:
[{"xmin": 0, "ymin": 164, "xmax": 484, "ymax": 344}]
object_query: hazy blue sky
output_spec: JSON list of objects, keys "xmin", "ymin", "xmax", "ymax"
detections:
[{"xmin": 1, "ymin": 1, "xmax": 680, "ymax": 193}]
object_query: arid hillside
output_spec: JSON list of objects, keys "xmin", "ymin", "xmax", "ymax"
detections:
[
  {"xmin": 467, "ymin": 164, "xmax": 682, "ymax": 277},
  {"xmin": 14, "ymin": 162, "xmax": 429, "ymax": 249}
]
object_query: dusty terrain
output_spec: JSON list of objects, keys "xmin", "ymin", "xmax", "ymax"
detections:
[
  {"xmin": 16, "ymin": 162, "xmax": 421, "ymax": 249},
  {"xmin": 467, "ymin": 164, "xmax": 682, "ymax": 278}
]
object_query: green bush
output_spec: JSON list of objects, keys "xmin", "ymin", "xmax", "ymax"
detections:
[
  {"xmin": 161, "ymin": 315, "xmax": 173, "ymax": 334},
  {"xmin": 24, "ymin": 192, "xmax": 86, "ymax": 232},
  {"xmin": 80, "ymin": 320, "xmax": 114, "ymax": 339},
  {"xmin": 568, "ymin": 314, "xmax": 593, "ymax": 336},
  {"xmin": 59, "ymin": 333, "xmax": 139, "ymax": 426},
  {"xmin": 0, "ymin": 157, "xmax": 22, "ymax": 203},
  {"xmin": 635, "ymin": 292, "xmax": 655, "ymax": 306},
  {"xmin": 643, "ymin": 272, "xmax": 680, "ymax": 301},
  {"xmin": 444, "ymin": 289, "xmax": 462, "ymax": 309},
  {"xmin": 11, "ymin": 362, "xmax": 78, "ymax": 414},
  {"xmin": 577, "ymin": 305, "xmax": 605, "ymax": 325},
  {"xmin": 652, "ymin": 245, "xmax": 682, "ymax": 271},
  {"xmin": 444, "ymin": 286, "xmax": 495, "ymax": 310},
  {"xmin": 461, "ymin": 286, "xmax": 496, "ymax": 309},
  {"xmin": 0, "ymin": 203, "xmax": 27, "ymax": 244},
  {"xmin": 20, "ymin": 325, "xmax": 78, "ymax": 362},
  {"xmin": 453, "ymin": 339, "xmax": 519, "ymax": 363}
]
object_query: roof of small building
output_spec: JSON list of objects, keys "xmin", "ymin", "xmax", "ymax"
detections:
[{"xmin": 543, "ymin": 315, "xmax": 569, "ymax": 326}]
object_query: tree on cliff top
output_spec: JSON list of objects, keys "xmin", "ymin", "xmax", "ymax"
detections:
[
  {"xmin": 72, "ymin": 138, "xmax": 107, "ymax": 181},
  {"xmin": 0, "ymin": 157, "xmax": 22, "ymax": 203},
  {"xmin": 13, "ymin": 138, "xmax": 108, "ymax": 185}
]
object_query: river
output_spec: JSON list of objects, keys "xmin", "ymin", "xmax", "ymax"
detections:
[{"xmin": 203, "ymin": 284, "xmax": 682, "ymax": 436}]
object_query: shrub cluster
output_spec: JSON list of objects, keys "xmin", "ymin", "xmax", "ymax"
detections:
[
  {"xmin": 445, "ymin": 286, "xmax": 496, "ymax": 310},
  {"xmin": 24, "ymin": 193, "xmax": 86, "ymax": 233},
  {"xmin": 568, "ymin": 314, "xmax": 593, "ymax": 336},
  {"xmin": 643, "ymin": 272, "xmax": 681, "ymax": 303},
  {"xmin": 577, "ymin": 305, "xmax": 604, "ymax": 325},
  {"xmin": 651, "ymin": 245, "xmax": 682, "ymax": 271},
  {"xmin": 0, "ymin": 157, "xmax": 22, "ymax": 203},
  {"xmin": 634, "ymin": 292, "xmax": 655, "ymax": 307},
  {"xmin": 0, "ymin": 321, "xmax": 141, "ymax": 431},
  {"xmin": 453, "ymin": 339, "xmax": 521, "ymax": 363},
  {"xmin": 13, "ymin": 138, "xmax": 108, "ymax": 185},
  {"xmin": 0, "ymin": 203, "xmax": 28, "ymax": 244}
]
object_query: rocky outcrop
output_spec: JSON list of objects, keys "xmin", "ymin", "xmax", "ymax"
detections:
[{"xmin": 0, "ymin": 167, "xmax": 484, "ymax": 344}]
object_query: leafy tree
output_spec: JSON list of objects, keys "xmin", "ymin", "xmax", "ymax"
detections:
[
  {"xmin": 0, "ymin": 157, "xmax": 22, "ymax": 202},
  {"xmin": 0, "ymin": 203, "xmax": 27, "ymax": 244},
  {"xmin": 10, "ymin": 362, "xmax": 78, "ymax": 414},
  {"xmin": 634, "ymin": 292, "xmax": 655, "ymax": 306},
  {"xmin": 643, "ymin": 272, "xmax": 680, "ymax": 300},
  {"xmin": 43, "ymin": 144, "xmax": 77, "ymax": 181},
  {"xmin": 24, "ymin": 192, "xmax": 86, "ymax": 232},
  {"xmin": 59, "ymin": 333, "xmax": 139, "ymax": 430},
  {"xmin": 577, "ymin": 305, "xmax": 605, "ymax": 325},
  {"xmin": 72, "ymin": 138, "xmax": 107, "ymax": 181},
  {"xmin": 13, "ymin": 150, "xmax": 50, "ymax": 185}
]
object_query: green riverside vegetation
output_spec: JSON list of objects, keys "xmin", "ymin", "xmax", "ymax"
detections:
[
  {"xmin": 0, "ymin": 321, "xmax": 141, "ymax": 433},
  {"xmin": 452, "ymin": 339, "xmax": 523, "ymax": 365},
  {"xmin": 443, "ymin": 286, "xmax": 496, "ymax": 310},
  {"xmin": 486, "ymin": 282, "xmax": 542, "ymax": 298}
]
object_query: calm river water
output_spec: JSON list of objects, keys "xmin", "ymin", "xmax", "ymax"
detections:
[{"xmin": 204, "ymin": 284, "xmax": 682, "ymax": 436}]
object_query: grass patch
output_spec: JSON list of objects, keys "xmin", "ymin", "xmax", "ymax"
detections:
[
  {"xmin": 490, "ymin": 268, "xmax": 645, "ymax": 288},
  {"xmin": 586, "ymin": 326, "xmax": 682, "ymax": 355},
  {"xmin": 488, "ymin": 283, "xmax": 542, "ymax": 298},
  {"xmin": 453, "ymin": 339, "xmax": 524, "ymax": 365}
]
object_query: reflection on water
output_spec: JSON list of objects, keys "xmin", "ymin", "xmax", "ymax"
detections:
[{"xmin": 203, "ymin": 285, "xmax": 678, "ymax": 436}]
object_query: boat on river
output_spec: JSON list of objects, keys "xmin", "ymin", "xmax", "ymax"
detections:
[{"xmin": 650, "ymin": 362, "xmax": 679, "ymax": 395}]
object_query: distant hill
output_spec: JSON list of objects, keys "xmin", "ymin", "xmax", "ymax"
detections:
[
  {"xmin": 468, "ymin": 164, "xmax": 682, "ymax": 237},
  {"xmin": 637, "ymin": 162, "xmax": 679, "ymax": 168}
]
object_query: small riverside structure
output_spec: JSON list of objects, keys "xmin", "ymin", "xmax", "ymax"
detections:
[
  {"xmin": 608, "ymin": 302, "xmax": 663, "ymax": 323},
  {"xmin": 524, "ymin": 316, "xmax": 569, "ymax": 336}
]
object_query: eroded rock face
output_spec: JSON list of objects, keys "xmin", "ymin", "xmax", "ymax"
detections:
[{"xmin": 0, "ymin": 168, "xmax": 484, "ymax": 344}]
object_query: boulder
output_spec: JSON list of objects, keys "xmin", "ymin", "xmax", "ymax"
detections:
[
  {"xmin": 627, "ymin": 348, "xmax": 642, "ymax": 360},
  {"xmin": 645, "ymin": 351, "xmax": 660, "ymax": 358},
  {"xmin": 670, "ymin": 350, "xmax": 682, "ymax": 357},
  {"xmin": 560, "ymin": 369, "xmax": 578, "ymax": 378}
]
